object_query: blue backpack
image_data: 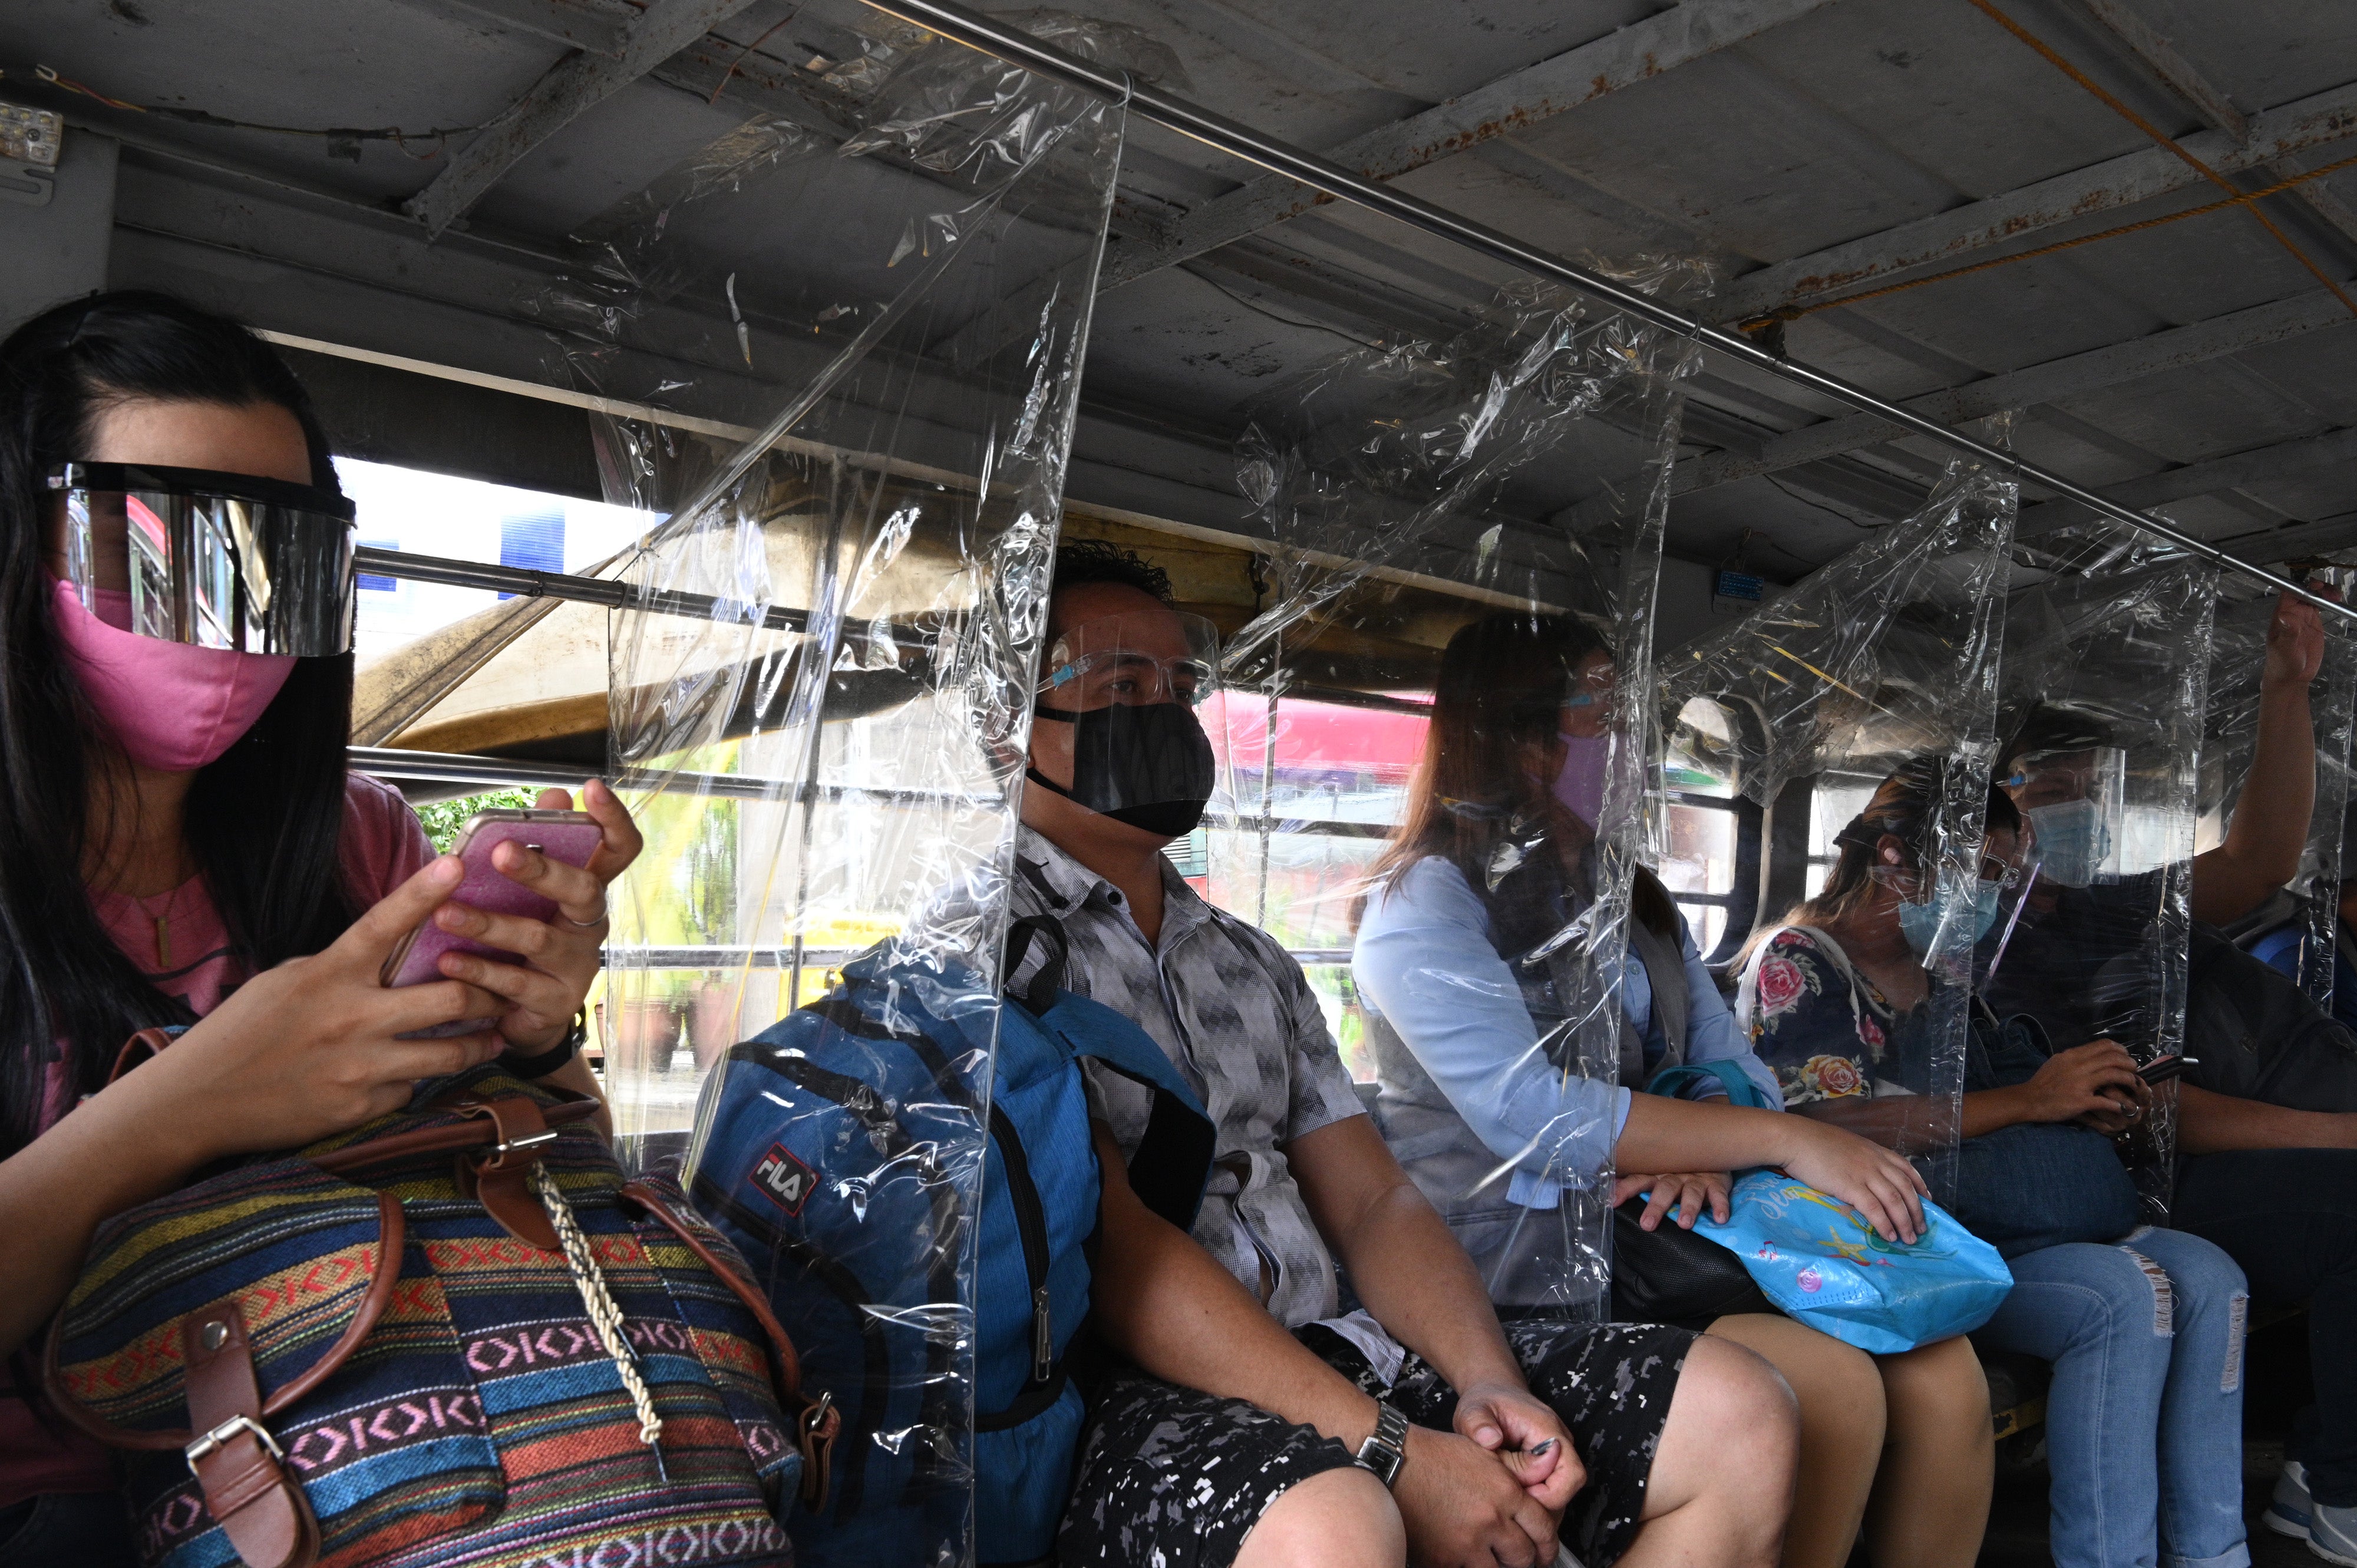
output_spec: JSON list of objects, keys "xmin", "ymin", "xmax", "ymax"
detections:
[{"xmin": 690, "ymin": 916, "xmax": 1213, "ymax": 1566}]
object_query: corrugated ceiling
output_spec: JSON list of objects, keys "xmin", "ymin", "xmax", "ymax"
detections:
[{"xmin": 6, "ymin": 0, "xmax": 2353, "ymax": 585}]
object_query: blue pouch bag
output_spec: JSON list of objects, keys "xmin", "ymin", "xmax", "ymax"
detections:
[
  {"xmin": 1643, "ymin": 1062, "xmax": 2012, "ymax": 1352},
  {"xmin": 1685, "ymin": 1170, "xmax": 2012, "ymax": 1354}
]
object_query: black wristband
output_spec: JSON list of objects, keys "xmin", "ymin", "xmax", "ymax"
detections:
[{"xmin": 501, "ymin": 1011, "xmax": 586, "ymax": 1080}]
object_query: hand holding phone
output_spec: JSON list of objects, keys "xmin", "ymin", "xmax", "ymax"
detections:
[{"xmin": 382, "ymin": 809, "xmax": 606, "ymax": 990}]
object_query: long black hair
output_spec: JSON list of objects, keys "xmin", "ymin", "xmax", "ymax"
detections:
[{"xmin": 0, "ymin": 291, "xmax": 360, "ymax": 1156}]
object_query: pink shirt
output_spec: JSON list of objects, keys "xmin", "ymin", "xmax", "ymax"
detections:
[{"xmin": 2, "ymin": 774, "xmax": 433, "ymax": 1506}]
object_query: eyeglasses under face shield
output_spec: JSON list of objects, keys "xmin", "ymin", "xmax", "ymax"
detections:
[
  {"xmin": 1036, "ymin": 610, "xmax": 1223, "ymax": 713},
  {"xmin": 50, "ymin": 462, "xmax": 358, "ymax": 657},
  {"xmin": 1031, "ymin": 610, "xmax": 1224, "ymax": 835},
  {"xmin": 2001, "ymin": 744, "xmax": 2128, "ymax": 887}
]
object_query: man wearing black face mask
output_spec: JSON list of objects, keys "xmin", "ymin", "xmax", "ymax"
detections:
[{"xmin": 1022, "ymin": 542, "xmax": 1800, "ymax": 1568}]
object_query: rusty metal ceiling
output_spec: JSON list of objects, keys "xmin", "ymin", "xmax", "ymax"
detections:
[{"xmin": 6, "ymin": 0, "xmax": 2355, "ymax": 592}]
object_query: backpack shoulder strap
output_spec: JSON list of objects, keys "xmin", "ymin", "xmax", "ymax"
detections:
[
  {"xmin": 2246, "ymin": 922, "xmax": 2305, "ymax": 972},
  {"xmin": 1642, "ymin": 1059, "xmax": 1777, "ymax": 1111},
  {"xmin": 1003, "ymin": 913, "xmax": 1069, "ymax": 1015},
  {"xmin": 1047, "ymin": 990, "xmax": 1216, "ymax": 1234},
  {"xmin": 1000, "ymin": 903, "xmax": 1219, "ymax": 1240}
]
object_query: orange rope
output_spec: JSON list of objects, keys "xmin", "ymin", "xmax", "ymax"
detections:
[
  {"xmin": 1964, "ymin": 0, "xmax": 2356, "ymax": 316},
  {"xmin": 34, "ymin": 65, "xmax": 142, "ymax": 113},
  {"xmin": 1742, "ymin": 4, "xmax": 2357, "ymax": 331}
]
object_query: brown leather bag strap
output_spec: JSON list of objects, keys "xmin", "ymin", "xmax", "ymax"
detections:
[
  {"xmin": 795, "ymin": 1391, "xmax": 838, "ymax": 1514},
  {"xmin": 448, "ymin": 1095, "xmax": 553, "ymax": 1169},
  {"xmin": 448, "ymin": 1097, "xmax": 564, "ymax": 1249},
  {"xmin": 181, "ymin": 1304, "xmax": 319, "ymax": 1568},
  {"xmin": 456, "ymin": 1155, "xmax": 560, "ymax": 1251},
  {"xmin": 309, "ymin": 1097, "xmax": 599, "ymax": 1177},
  {"xmin": 618, "ymin": 1181, "xmax": 840, "ymax": 1510},
  {"xmin": 44, "ymin": 1193, "xmax": 405, "ymax": 1453},
  {"xmin": 108, "ymin": 1026, "xmax": 181, "ymax": 1085},
  {"xmin": 260, "ymin": 1194, "xmax": 406, "ymax": 1417}
]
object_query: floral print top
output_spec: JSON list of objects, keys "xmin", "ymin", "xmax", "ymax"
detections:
[{"xmin": 1735, "ymin": 925, "xmax": 1924, "ymax": 1108}]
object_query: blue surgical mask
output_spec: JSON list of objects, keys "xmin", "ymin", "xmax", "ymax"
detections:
[
  {"xmin": 2026, "ymin": 799, "xmax": 2111, "ymax": 888},
  {"xmin": 1896, "ymin": 880, "xmax": 2003, "ymax": 956}
]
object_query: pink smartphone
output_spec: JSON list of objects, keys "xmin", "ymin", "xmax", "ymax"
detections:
[{"xmin": 381, "ymin": 808, "xmax": 605, "ymax": 989}]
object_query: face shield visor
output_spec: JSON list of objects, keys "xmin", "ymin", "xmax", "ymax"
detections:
[
  {"xmin": 2003, "ymin": 744, "xmax": 2128, "ymax": 888},
  {"xmin": 51, "ymin": 462, "xmax": 358, "ymax": 656},
  {"xmin": 1551, "ymin": 653, "xmax": 1617, "ymax": 826},
  {"xmin": 1029, "ymin": 609, "xmax": 1222, "ymax": 837}
]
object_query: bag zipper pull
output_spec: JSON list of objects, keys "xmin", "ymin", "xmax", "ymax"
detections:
[{"xmin": 1032, "ymin": 1286, "xmax": 1053, "ymax": 1384}]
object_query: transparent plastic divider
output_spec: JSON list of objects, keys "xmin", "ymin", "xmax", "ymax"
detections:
[
  {"xmin": 1662, "ymin": 454, "xmax": 2019, "ymax": 1206},
  {"xmin": 519, "ymin": 15, "xmax": 1131, "ymax": 1562},
  {"xmin": 1219, "ymin": 263, "xmax": 1706, "ymax": 1318}
]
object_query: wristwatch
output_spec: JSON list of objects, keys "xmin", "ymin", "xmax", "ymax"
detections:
[
  {"xmin": 1355, "ymin": 1401, "xmax": 1409, "ymax": 1488},
  {"xmin": 501, "ymin": 1010, "xmax": 587, "ymax": 1080}
]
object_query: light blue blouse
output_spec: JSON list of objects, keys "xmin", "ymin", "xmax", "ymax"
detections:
[{"xmin": 1352, "ymin": 855, "xmax": 1782, "ymax": 1210}]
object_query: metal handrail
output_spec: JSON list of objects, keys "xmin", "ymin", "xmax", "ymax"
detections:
[
  {"xmin": 866, "ymin": 0, "xmax": 2354, "ymax": 623},
  {"xmin": 348, "ymin": 745, "xmax": 991, "ymax": 809},
  {"xmin": 355, "ymin": 546, "xmax": 807, "ymax": 631}
]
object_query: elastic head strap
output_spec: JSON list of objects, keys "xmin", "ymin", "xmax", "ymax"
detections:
[{"xmin": 1024, "ymin": 765, "xmax": 1077, "ymax": 807}]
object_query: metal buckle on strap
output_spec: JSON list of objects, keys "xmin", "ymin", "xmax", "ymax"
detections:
[
  {"xmin": 185, "ymin": 1414, "xmax": 284, "ymax": 1475},
  {"xmin": 460, "ymin": 1100, "xmax": 560, "ymax": 1167}
]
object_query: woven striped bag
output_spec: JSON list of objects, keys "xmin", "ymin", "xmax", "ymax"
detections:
[{"xmin": 43, "ymin": 1055, "xmax": 839, "ymax": 1568}]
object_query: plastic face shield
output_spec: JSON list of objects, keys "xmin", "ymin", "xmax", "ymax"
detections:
[
  {"xmin": 1557, "ymin": 653, "xmax": 1616, "ymax": 740},
  {"xmin": 1034, "ymin": 610, "xmax": 1222, "ymax": 834},
  {"xmin": 2005, "ymin": 745, "xmax": 2128, "ymax": 887},
  {"xmin": 1038, "ymin": 610, "xmax": 1221, "ymax": 711},
  {"xmin": 51, "ymin": 462, "xmax": 356, "ymax": 656}
]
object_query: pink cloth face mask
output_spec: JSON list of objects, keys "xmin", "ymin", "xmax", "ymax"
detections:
[
  {"xmin": 1552, "ymin": 731, "xmax": 1612, "ymax": 828},
  {"xmin": 51, "ymin": 578, "xmax": 296, "ymax": 771}
]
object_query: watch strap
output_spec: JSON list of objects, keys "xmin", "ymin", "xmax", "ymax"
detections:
[
  {"xmin": 1354, "ymin": 1400, "xmax": 1409, "ymax": 1488},
  {"xmin": 501, "ymin": 1011, "xmax": 586, "ymax": 1080}
]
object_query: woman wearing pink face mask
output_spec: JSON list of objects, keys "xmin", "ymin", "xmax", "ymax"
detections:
[
  {"xmin": 1351, "ymin": 611, "xmax": 1993, "ymax": 1568},
  {"xmin": 0, "ymin": 293, "xmax": 642, "ymax": 1566}
]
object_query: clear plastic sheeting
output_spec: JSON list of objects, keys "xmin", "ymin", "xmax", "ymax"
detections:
[
  {"xmin": 1271, "ymin": 268, "xmax": 1702, "ymax": 1316},
  {"xmin": 495, "ymin": 14, "xmax": 1128, "ymax": 1563},
  {"xmin": 1661, "ymin": 454, "xmax": 2019, "ymax": 1202},
  {"xmin": 1228, "ymin": 262, "xmax": 1709, "ymax": 688},
  {"xmin": 2198, "ymin": 573, "xmax": 2357, "ymax": 1008},
  {"xmin": 1983, "ymin": 517, "xmax": 2220, "ymax": 1217}
]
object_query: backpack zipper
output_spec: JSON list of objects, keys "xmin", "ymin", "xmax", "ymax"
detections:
[
  {"xmin": 986, "ymin": 1104, "xmax": 1055, "ymax": 1384},
  {"xmin": 804, "ymin": 996, "xmax": 1057, "ymax": 1385}
]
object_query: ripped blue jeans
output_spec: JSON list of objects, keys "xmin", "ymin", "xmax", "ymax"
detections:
[{"xmin": 1978, "ymin": 1226, "xmax": 2250, "ymax": 1568}]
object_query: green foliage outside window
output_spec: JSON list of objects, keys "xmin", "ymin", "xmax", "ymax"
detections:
[{"xmin": 412, "ymin": 788, "xmax": 545, "ymax": 853}]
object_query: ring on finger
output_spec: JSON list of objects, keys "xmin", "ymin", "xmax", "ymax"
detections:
[{"xmin": 563, "ymin": 910, "xmax": 609, "ymax": 930}]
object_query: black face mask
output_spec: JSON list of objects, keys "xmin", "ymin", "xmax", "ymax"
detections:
[{"xmin": 1029, "ymin": 701, "xmax": 1216, "ymax": 837}]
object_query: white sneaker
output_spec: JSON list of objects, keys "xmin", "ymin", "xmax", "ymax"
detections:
[
  {"xmin": 2273, "ymin": 1462, "xmax": 2316, "ymax": 1541},
  {"xmin": 2312, "ymin": 1501, "xmax": 2357, "ymax": 1568}
]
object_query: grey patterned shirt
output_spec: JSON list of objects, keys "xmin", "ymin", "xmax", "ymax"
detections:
[{"xmin": 1006, "ymin": 827, "xmax": 1368, "ymax": 1328}]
